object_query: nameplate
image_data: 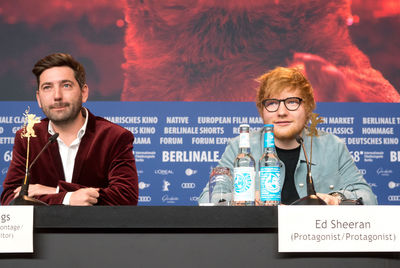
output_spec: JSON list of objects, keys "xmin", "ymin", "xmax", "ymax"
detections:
[
  {"xmin": 278, "ymin": 206, "xmax": 400, "ymax": 252},
  {"xmin": 0, "ymin": 206, "xmax": 33, "ymax": 253}
]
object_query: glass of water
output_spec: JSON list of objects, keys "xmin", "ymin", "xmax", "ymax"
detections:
[{"xmin": 209, "ymin": 167, "xmax": 233, "ymax": 206}]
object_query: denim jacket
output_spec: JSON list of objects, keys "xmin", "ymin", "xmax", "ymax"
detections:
[{"xmin": 198, "ymin": 128, "xmax": 377, "ymax": 205}]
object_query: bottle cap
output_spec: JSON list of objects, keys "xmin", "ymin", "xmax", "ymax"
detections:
[{"xmin": 239, "ymin": 124, "xmax": 250, "ymax": 129}]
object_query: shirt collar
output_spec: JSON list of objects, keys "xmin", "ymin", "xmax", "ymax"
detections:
[{"xmin": 48, "ymin": 107, "xmax": 89, "ymax": 140}]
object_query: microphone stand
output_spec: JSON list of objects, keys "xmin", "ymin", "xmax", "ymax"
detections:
[
  {"xmin": 10, "ymin": 173, "xmax": 48, "ymax": 206},
  {"xmin": 291, "ymin": 136, "xmax": 326, "ymax": 205},
  {"xmin": 10, "ymin": 133, "xmax": 59, "ymax": 206}
]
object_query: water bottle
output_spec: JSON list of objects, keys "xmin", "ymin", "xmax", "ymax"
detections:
[
  {"xmin": 259, "ymin": 124, "xmax": 281, "ymax": 206},
  {"xmin": 233, "ymin": 124, "xmax": 256, "ymax": 206}
]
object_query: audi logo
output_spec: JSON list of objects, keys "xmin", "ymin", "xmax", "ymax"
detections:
[
  {"xmin": 139, "ymin": 196, "xmax": 152, "ymax": 202},
  {"xmin": 181, "ymin": 182, "xmax": 196, "ymax": 189},
  {"xmin": 388, "ymin": 195, "xmax": 400, "ymax": 201}
]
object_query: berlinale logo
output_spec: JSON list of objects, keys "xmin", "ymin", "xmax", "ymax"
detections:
[{"xmin": 162, "ymin": 179, "xmax": 171, "ymax": 191}]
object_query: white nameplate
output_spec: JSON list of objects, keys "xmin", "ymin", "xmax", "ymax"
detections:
[
  {"xmin": 279, "ymin": 206, "xmax": 400, "ymax": 252},
  {"xmin": 0, "ymin": 206, "xmax": 33, "ymax": 253}
]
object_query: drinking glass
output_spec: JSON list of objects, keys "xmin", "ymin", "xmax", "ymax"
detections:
[{"xmin": 209, "ymin": 167, "xmax": 233, "ymax": 206}]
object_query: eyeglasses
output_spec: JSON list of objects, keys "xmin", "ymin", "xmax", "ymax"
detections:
[{"xmin": 262, "ymin": 97, "xmax": 303, "ymax": 112}]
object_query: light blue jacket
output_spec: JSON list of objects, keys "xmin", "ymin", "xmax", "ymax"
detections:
[{"xmin": 198, "ymin": 128, "xmax": 378, "ymax": 205}]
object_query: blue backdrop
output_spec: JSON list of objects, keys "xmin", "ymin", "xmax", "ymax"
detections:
[{"xmin": 0, "ymin": 102, "xmax": 399, "ymax": 205}]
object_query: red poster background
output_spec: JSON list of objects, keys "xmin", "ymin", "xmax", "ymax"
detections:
[{"xmin": 0, "ymin": 0, "xmax": 399, "ymax": 102}]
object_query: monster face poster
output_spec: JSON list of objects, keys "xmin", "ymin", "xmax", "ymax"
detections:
[{"xmin": 0, "ymin": 0, "xmax": 398, "ymax": 102}]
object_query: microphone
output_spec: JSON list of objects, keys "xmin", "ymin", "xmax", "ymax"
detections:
[
  {"xmin": 336, "ymin": 184, "xmax": 364, "ymax": 205},
  {"xmin": 10, "ymin": 133, "xmax": 59, "ymax": 206},
  {"xmin": 290, "ymin": 135, "xmax": 326, "ymax": 205}
]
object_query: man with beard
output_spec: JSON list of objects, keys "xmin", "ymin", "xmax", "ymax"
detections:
[
  {"xmin": 199, "ymin": 67, "xmax": 377, "ymax": 205},
  {"xmin": 1, "ymin": 53, "xmax": 138, "ymax": 205}
]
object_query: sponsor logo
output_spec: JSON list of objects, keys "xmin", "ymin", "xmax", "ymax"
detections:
[
  {"xmin": 388, "ymin": 181, "xmax": 400, "ymax": 189},
  {"xmin": 368, "ymin": 182, "xmax": 377, "ymax": 188},
  {"xmin": 234, "ymin": 173, "xmax": 252, "ymax": 193},
  {"xmin": 185, "ymin": 168, "xmax": 198, "ymax": 176},
  {"xmin": 133, "ymin": 151, "xmax": 156, "ymax": 162},
  {"xmin": 155, "ymin": 169, "xmax": 174, "ymax": 175},
  {"xmin": 139, "ymin": 196, "xmax": 152, "ymax": 202},
  {"xmin": 162, "ymin": 179, "xmax": 171, "ymax": 192},
  {"xmin": 162, "ymin": 195, "xmax": 179, "ymax": 204},
  {"xmin": 376, "ymin": 168, "xmax": 392, "ymax": 176},
  {"xmin": 138, "ymin": 181, "xmax": 150, "ymax": 190},
  {"xmin": 388, "ymin": 195, "xmax": 400, "ymax": 201},
  {"xmin": 358, "ymin": 169, "xmax": 367, "ymax": 175},
  {"xmin": 1, "ymin": 167, "xmax": 8, "ymax": 175},
  {"xmin": 190, "ymin": 196, "xmax": 199, "ymax": 202},
  {"xmin": 181, "ymin": 182, "xmax": 196, "ymax": 189}
]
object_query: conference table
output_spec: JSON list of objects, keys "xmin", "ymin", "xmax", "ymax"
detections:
[{"xmin": 0, "ymin": 206, "xmax": 399, "ymax": 267}]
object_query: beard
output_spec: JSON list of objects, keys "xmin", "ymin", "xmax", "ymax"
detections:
[
  {"xmin": 42, "ymin": 98, "xmax": 83, "ymax": 125},
  {"xmin": 273, "ymin": 122, "xmax": 306, "ymax": 141}
]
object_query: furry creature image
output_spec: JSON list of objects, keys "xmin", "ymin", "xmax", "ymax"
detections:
[{"xmin": 122, "ymin": 0, "xmax": 400, "ymax": 102}]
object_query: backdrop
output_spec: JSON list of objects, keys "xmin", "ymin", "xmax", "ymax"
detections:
[{"xmin": 0, "ymin": 0, "xmax": 399, "ymax": 205}]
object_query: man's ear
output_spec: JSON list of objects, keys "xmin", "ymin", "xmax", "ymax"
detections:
[
  {"xmin": 36, "ymin": 90, "xmax": 42, "ymax": 108},
  {"xmin": 81, "ymin": 84, "xmax": 89, "ymax": 103}
]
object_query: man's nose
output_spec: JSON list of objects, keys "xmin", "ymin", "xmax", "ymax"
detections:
[
  {"xmin": 54, "ymin": 86, "xmax": 62, "ymax": 100},
  {"xmin": 276, "ymin": 101, "xmax": 288, "ymax": 115}
]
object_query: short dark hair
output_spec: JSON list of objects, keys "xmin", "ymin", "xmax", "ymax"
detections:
[{"xmin": 32, "ymin": 53, "xmax": 86, "ymax": 89}]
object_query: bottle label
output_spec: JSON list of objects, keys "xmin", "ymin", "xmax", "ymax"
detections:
[
  {"xmin": 264, "ymin": 131, "xmax": 275, "ymax": 148},
  {"xmin": 233, "ymin": 167, "xmax": 255, "ymax": 201},
  {"xmin": 239, "ymin": 132, "xmax": 250, "ymax": 148},
  {"xmin": 260, "ymin": 166, "xmax": 281, "ymax": 201}
]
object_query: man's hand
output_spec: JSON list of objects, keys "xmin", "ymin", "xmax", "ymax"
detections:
[
  {"xmin": 316, "ymin": 193, "xmax": 341, "ymax": 205},
  {"xmin": 69, "ymin": 188, "xmax": 100, "ymax": 206},
  {"xmin": 13, "ymin": 184, "xmax": 57, "ymax": 198}
]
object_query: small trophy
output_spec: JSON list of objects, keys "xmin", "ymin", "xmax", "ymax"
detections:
[
  {"xmin": 291, "ymin": 113, "xmax": 326, "ymax": 205},
  {"xmin": 10, "ymin": 107, "xmax": 48, "ymax": 206}
]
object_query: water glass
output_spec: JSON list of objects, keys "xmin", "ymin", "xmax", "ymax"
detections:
[{"xmin": 209, "ymin": 167, "xmax": 233, "ymax": 206}]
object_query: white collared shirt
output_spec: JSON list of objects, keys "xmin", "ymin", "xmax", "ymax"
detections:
[{"xmin": 48, "ymin": 108, "xmax": 89, "ymax": 204}]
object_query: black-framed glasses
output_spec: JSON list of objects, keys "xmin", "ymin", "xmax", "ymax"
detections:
[{"xmin": 262, "ymin": 97, "xmax": 303, "ymax": 112}]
